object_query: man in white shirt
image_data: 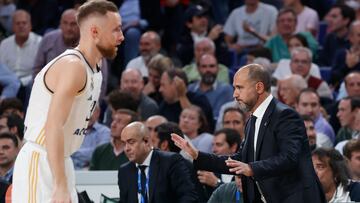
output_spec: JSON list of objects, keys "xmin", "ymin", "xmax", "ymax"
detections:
[
  {"xmin": 125, "ymin": 31, "xmax": 161, "ymax": 78},
  {"xmin": 0, "ymin": 10, "xmax": 42, "ymax": 87},
  {"xmin": 224, "ymin": 0, "xmax": 277, "ymax": 52},
  {"xmin": 283, "ymin": 0, "xmax": 319, "ymax": 36}
]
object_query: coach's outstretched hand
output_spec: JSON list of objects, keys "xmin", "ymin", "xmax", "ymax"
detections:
[{"xmin": 171, "ymin": 133, "xmax": 199, "ymax": 160}]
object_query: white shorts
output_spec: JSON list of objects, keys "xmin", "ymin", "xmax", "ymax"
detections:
[{"xmin": 12, "ymin": 142, "xmax": 78, "ymax": 203}]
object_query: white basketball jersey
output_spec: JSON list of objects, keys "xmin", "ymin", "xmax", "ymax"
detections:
[{"xmin": 24, "ymin": 49, "xmax": 102, "ymax": 156}]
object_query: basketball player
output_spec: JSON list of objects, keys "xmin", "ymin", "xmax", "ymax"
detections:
[{"xmin": 12, "ymin": 1, "xmax": 124, "ymax": 202}]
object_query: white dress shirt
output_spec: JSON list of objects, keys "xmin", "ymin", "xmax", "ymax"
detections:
[
  {"xmin": 0, "ymin": 32, "xmax": 42, "ymax": 85},
  {"xmin": 252, "ymin": 94, "xmax": 273, "ymax": 155}
]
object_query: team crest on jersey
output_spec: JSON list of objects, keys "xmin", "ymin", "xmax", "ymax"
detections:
[{"xmin": 90, "ymin": 77, "xmax": 94, "ymax": 90}]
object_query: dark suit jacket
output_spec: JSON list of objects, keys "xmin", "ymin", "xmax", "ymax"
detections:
[
  {"xmin": 194, "ymin": 98, "xmax": 326, "ymax": 203},
  {"xmin": 118, "ymin": 150, "xmax": 198, "ymax": 203}
]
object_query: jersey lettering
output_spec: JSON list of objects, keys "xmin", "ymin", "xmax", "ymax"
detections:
[{"xmin": 73, "ymin": 128, "xmax": 87, "ymax": 136}]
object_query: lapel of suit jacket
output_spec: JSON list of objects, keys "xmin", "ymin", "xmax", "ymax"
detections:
[
  {"xmin": 128, "ymin": 162, "xmax": 139, "ymax": 203},
  {"xmin": 148, "ymin": 150, "xmax": 159, "ymax": 203},
  {"xmin": 242, "ymin": 118, "xmax": 252, "ymax": 162},
  {"xmin": 255, "ymin": 98, "xmax": 276, "ymax": 160}
]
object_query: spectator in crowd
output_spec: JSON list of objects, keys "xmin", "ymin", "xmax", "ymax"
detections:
[
  {"xmin": 183, "ymin": 37, "xmax": 229, "ymax": 84},
  {"xmin": 319, "ymin": 4, "xmax": 355, "ymax": 66},
  {"xmin": 118, "ymin": 122, "xmax": 198, "ymax": 203},
  {"xmin": 120, "ymin": 69, "xmax": 159, "ymax": 120},
  {"xmin": 118, "ymin": 0, "xmax": 162, "ymax": 66},
  {"xmin": 0, "ymin": 97, "xmax": 24, "ymax": 119},
  {"xmin": 188, "ymin": 54, "xmax": 233, "ymax": 119},
  {"xmin": 282, "ymin": 0, "xmax": 319, "ymax": 36},
  {"xmin": 278, "ymin": 74, "xmax": 308, "ymax": 108},
  {"xmin": 332, "ymin": 20, "xmax": 360, "ymax": 89},
  {"xmin": 337, "ymin": 96, "xmax": 360, "ymax": 139},
  {"xmin": 265, "ymin": 8, "xmax": 318, "ymax": 63},
  {"xmin": 71, "ymin": 105, "xmax": 110, "ymax": 169},
  {"xmin": 0, "ymin": 0, "xmax": 16, "ymax": 36},
  {"xmin": 33, "ymin": 9, "xmax": 79, "ymax": 75},
  {"xmin": 312, "ymin": 148, "xmax": 360, "ymax": 202},
  {"xmin": 179, "ymin": 105, "xmax": 213, "ymax": 154},
  {"xmin": 245, "ymin": 47, "xmax": 273, "ymax": 69},
  {"xmin": 90, "ymin": 109, "xmax": 138, "ymax": 170},
  {"xmin": 289, "ymin": 47, "xmax": 333, "ymax": 99},
  {"xmin": 343, "ymin": 71, "xmax": 360, "ymax": 98},
  {"xmin": 302, "ymin": 115, "xmax": 333, "ymax": 150},
  {"xmin": 198, "ymin": 128, "xmax": 241, "ymax": 188},
  {"xmin": 335, "ymin": 96, "xmax": 360, "ymax": 150},
  {"xmin": 154, "ymin": 121, "xmax": 194, "ymax": 162},
  {"xmin": 0, "ymin": 63, "xmax": 20, "ymax": 101},
  {"xmin": 330, "ymin": 71, "xmax": 360, "ymax": 134},
  {"xmin": 273, "ymin": 34, "xmax": 321, "ymax": 80},
  {"xmin": 0, "ymin": 132, "xmax": 19, "ymax": 183},
  {"xmin": 158, "ymin": 68, "xmax": 214, "ymax": 128},
  {"xmin": 224, "ymin": 0, "xmax": 277, "ymax": 52},
  {"xmin": 208, "ymin": 175, "xmax": 243, "ymax": 203},
  {"xmin": 302, "ymin": 115, "xmax": 317, "ymax": 150},
  {"xmin": 152, "ymin": 122, "xmax": 183, "ymax": 153},
  {"xmin": 0, "ymin": 113, "xmax": 24, "ymax": 143},
  {"xmin": 177, "ymin": 5, "xmax": 229, "ymax": 67},
  {"xmin": 343, "ymin": 139, "xmax": 360, "ymax": 180},
  {"xmin": 16, "ymin": 0, "xmax": 60, "ymax": 35},
  {"xmin": 142, "ymin": 54, "xmax": 173, "ymax": 104},
  {"xmin": 125, "ymin": 31, "xmax": 161, "ymax": 78},
  {"xmin": 145, "ymin": 115, "xmax": 167, "ymax": 148},
  {"xmin": 296, "ymin": 88, "xmax": 336, "ymax": 144},
  {"xmin": 0, "ymin": 10, "xmax": 42, "ymax": 89},
  {"xmin": 102, "ymin": 90, "xmax": 138, "ymax": 127},
  {"xmin": 222, "ymin": 107, "xmax": 246, "ymax": 141}
]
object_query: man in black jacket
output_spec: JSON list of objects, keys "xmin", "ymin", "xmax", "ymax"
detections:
[
  {"xmin": 118, "ymin": 122, "xmax": 198, "ymax": 203},
  {"xmin": 172, "ymin": 64, "xmax": 326, "ymax": 203}
]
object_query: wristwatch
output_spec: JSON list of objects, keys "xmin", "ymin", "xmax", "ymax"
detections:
[{"xmin": 215, "ymin": 178, "xmax": 222, "ymax": 188}]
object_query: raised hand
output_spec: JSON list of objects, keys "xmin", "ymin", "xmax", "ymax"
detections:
[{"xmin": 171, "ymin": 133, "xmax": 199, "ymax": 159}]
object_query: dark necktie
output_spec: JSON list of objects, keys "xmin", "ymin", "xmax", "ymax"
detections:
[
  {"xmin": 248, "ymin": 115, "xmax": 257, "ymax": 162},
  {"xmin": 248, "ymin": 115, "xmax": 263, "ymax": 202},
  {"xmin": 138, "ymin": 165, "xmax": 148, "ymax": 203}
]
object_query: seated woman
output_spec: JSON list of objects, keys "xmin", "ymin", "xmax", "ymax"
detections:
[{"xmin": 179, "ymin": 105, "xmax": 213, "ymax": 153}]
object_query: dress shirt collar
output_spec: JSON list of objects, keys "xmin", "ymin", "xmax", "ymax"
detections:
[
  {"xmin": 16, "ymin": 32, "xmax": 35, "ymax": 48},
  {"xmin": 253, "ymin": 94, "xmax": 273, "ymax": 119},
  {"xmin": 136, "ymin": 149, "xmax": 153, "ymax": 167},
  {"xmin": 0, "ymin": 167, "xmax": 13, "ymax": 182}
]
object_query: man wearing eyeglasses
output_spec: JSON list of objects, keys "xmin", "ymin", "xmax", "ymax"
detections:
[
  {"xmin": 188, "ymin": 54, "xmax": 233, "ymax": 120},
  {"xmin": 290, "ymin": 47, "xmax": 333, "ymax": 99}
]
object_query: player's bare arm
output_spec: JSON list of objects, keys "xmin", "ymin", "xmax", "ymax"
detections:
[{"xmin": 44, "ymin": 55, "xmax": 87, "ymax": 202}]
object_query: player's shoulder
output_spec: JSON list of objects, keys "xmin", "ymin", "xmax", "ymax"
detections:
[{"xmin": 52, "ymin": 53, "xmax": 85, "ymax": 74}]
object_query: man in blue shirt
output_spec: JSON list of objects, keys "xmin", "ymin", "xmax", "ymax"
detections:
[
  {"xmin": 71, "ymin": 105, "xmax": 110, "ymax": 169},
  {"xmin": 188, "ymin": 54, "xmax": 233, "ymax": 120},
  {"xmin": 0, "ymin": 63, "xmax": 20, "ymax": 101}
]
